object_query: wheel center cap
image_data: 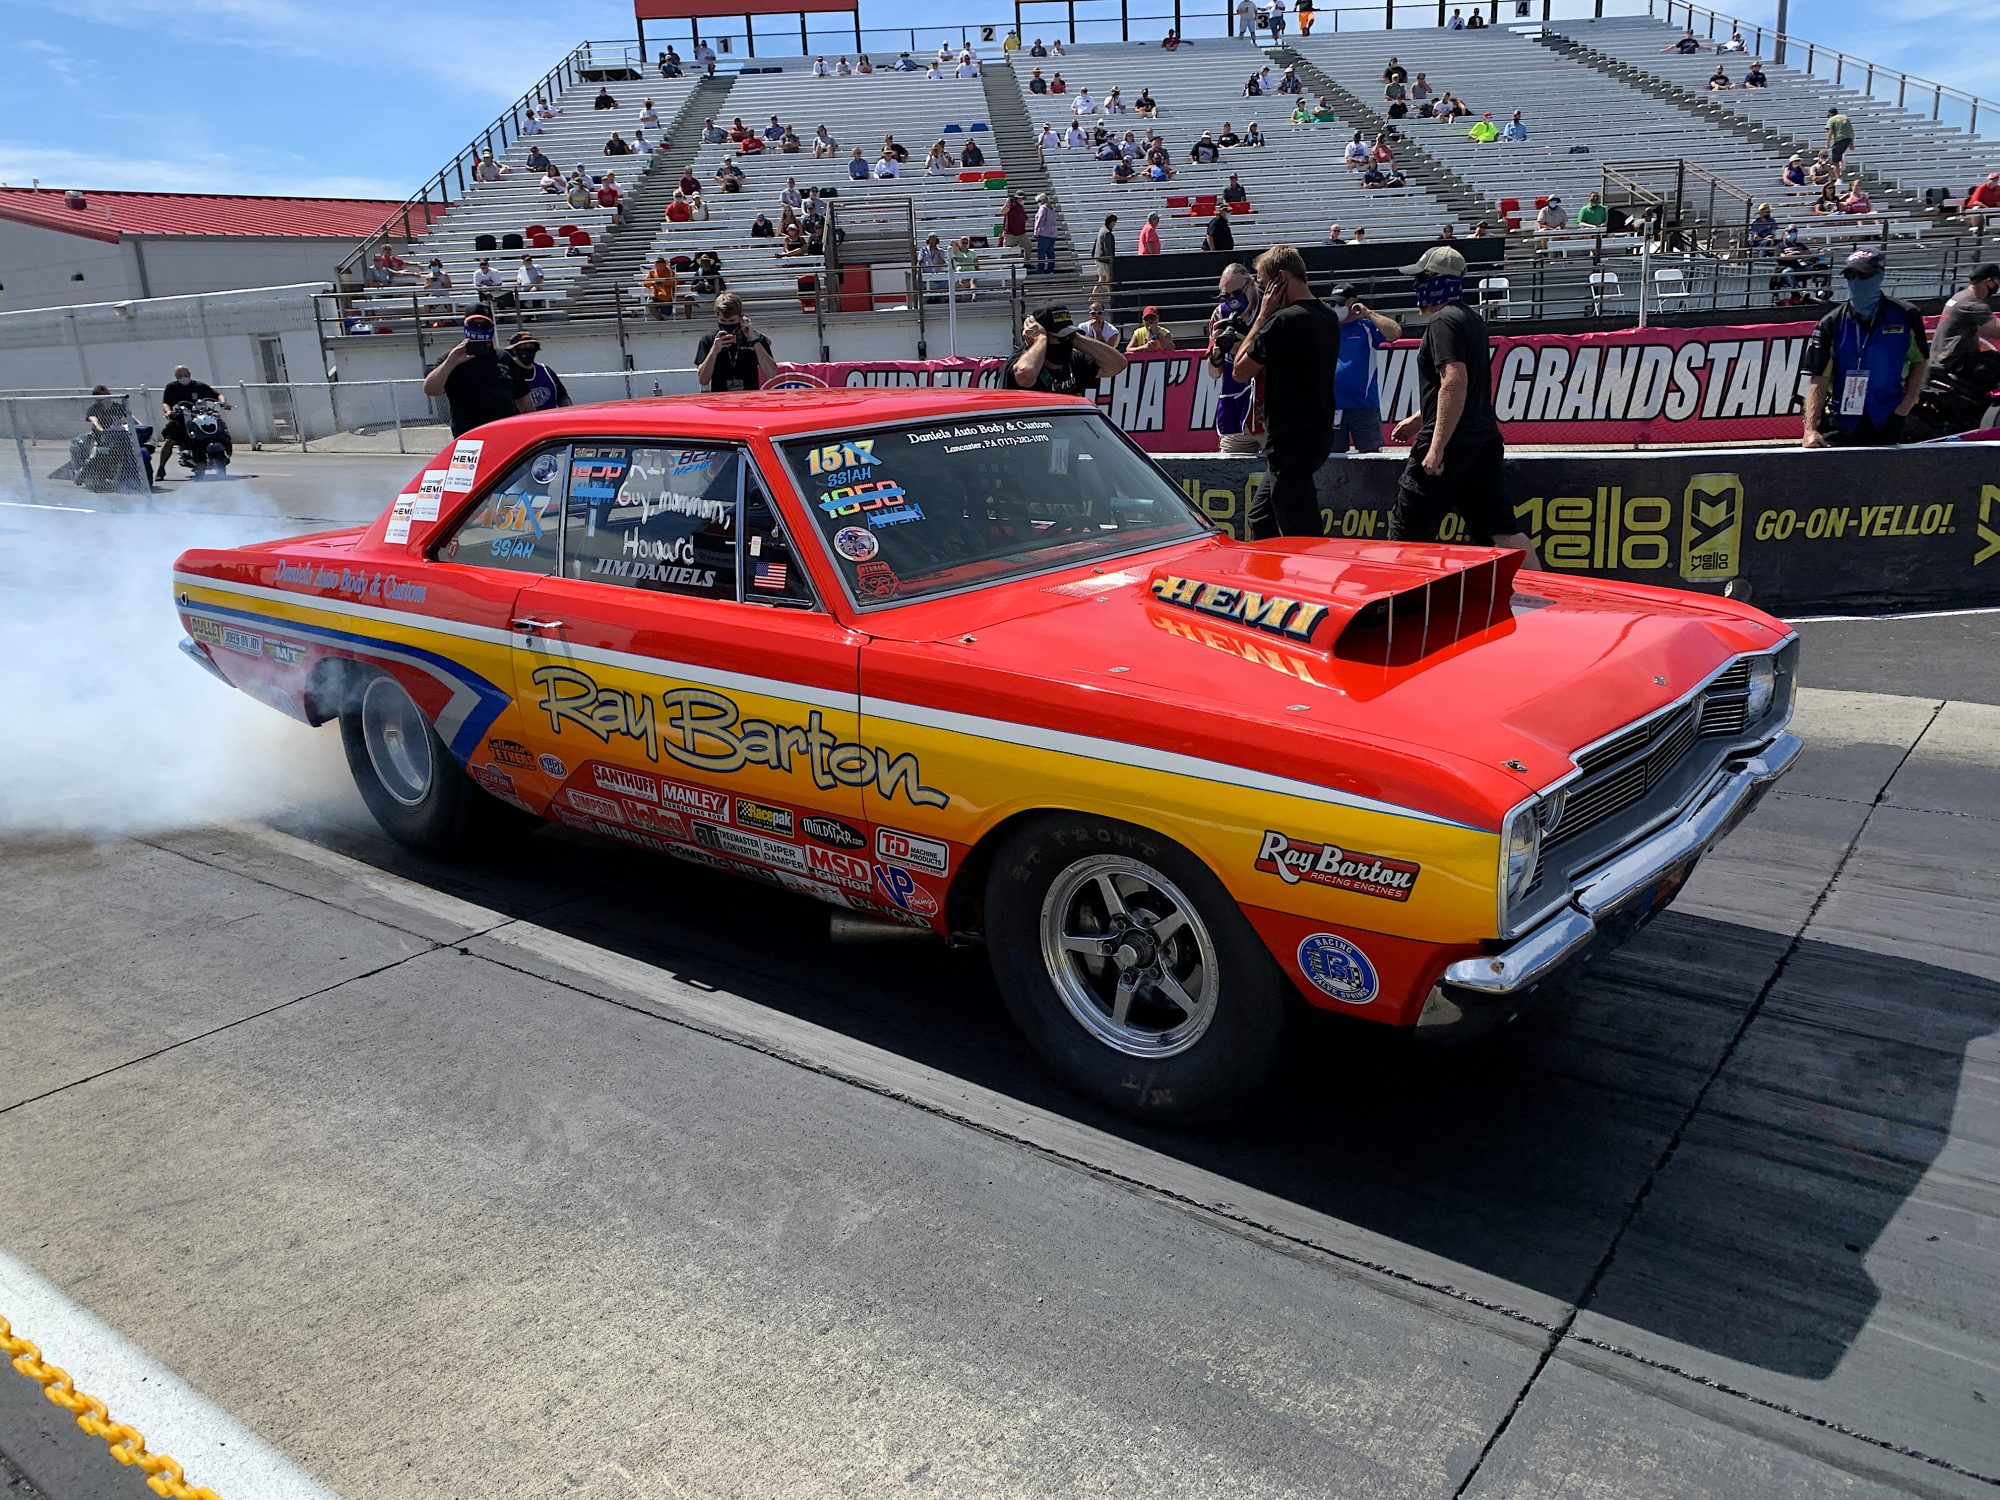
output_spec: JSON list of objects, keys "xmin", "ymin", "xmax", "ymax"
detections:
[{"xmin": 1113, "ymin": 933, "xmax": 1157, "ymax": 971}]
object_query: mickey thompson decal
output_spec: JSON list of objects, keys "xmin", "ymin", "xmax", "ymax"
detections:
[{"xmin": 531, "ymin": 665, "xmax": 948, "ymax": 808}]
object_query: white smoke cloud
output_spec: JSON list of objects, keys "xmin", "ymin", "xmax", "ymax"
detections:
[{"xmin": 0, "ymin": 481, "xmax": 348, "ymax": 839}]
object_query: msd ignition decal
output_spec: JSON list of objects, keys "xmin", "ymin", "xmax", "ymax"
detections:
[
  {"xmin": 802, "ymin": 815, "xmax": 867, "ymax": 851},
  {"xmin": 530, "ymin": 666, "xmax": 948, "ymax": 808},
  {"xmin": 806, "ymin": 844, "xmax": 872, "ymax": 889},
  {"xmin": 873, "ymin": 863, "xmax": 940, "ymax": 918},
  {"xmin": 1254, "ymin": 832, "xmax": 1418, "ymax": 901},
  {"xmin": 1149, "ymin": 576, "xmax": 1329, "ymax": 644},
  {"xmin": 875, "ymin": 827, "xmax": 948, "ymax": 875},
  {"xmin": 1297, "ymin": 933, "xmax": 1378, "ymax": 1006},
  {"xmin": 734, "ymin": 797, "xmax": 795, "ymax": 838}
]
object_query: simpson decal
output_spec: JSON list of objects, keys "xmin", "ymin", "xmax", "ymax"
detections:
[
  {"xmin": 1149, "ymin": 575, "xmax": 1329, "ymax": 643},
  {"xmin": 565, "ymin": 790, "xmax": 625, "ymax": 823},
  {"xmin": 1254, "ymin": 832, "xmax": 1418, "ymax": 901},
  {"xmin": 1296, "ymin": 933, "xmax": 1378, "ymax": 1006},
  {"xmin": 875, "ymin": 827, "xmax": 948, "ymax": 874}
]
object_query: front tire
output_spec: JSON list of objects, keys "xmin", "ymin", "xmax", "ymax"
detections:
[
  {"xmin": 338, "ymin": 669, "xmax": 532, "ymax": 854},
  {"xmin": 985, "ymin": 814, "xmax": 1286, "ymax": 1123}
]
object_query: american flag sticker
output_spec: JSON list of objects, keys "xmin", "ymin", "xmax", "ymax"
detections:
[{"xmin": 753, "ymin": 559, "xmax": 789, "ymax": 591}]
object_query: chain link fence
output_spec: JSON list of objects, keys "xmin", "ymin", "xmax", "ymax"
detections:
[{"xmin": 0, "ymin": 393, "xmax": 154, "ymax": 500}]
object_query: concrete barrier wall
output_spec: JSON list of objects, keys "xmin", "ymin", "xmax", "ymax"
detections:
[{"xmin": 1155, "ymin": 445, "xmax": 2000, "ymax": 615}]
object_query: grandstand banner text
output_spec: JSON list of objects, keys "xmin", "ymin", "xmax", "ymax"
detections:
[{"xmin": 767, "ymin": 320, "xmax": 1823, "ymax": 449}]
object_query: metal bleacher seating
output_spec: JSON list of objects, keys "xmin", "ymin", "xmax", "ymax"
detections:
[
  {"xmin": 631, "ymin": 55, "xmax": 1024, "ymax": 310},
  {"xmin": 358, "ymin": 72, "xmax": 698, "ymax": 317},
  {"xmin": 1009, "ymin": 40, "xmax": 1459, "ymax": 254}
]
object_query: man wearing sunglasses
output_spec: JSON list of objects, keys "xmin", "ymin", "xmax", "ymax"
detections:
[{"xmin": 1231, "ymin": 244, "xmax": 1342, "ymax": 537}]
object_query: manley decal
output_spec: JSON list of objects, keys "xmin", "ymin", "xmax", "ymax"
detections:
[
  {"xmin": 530, "ymin": 666, "xmax": 949, "ymax": 808},
  {"xmin": 1149, "ymin": 575, "xmax": 1330, "ymax": 643}
]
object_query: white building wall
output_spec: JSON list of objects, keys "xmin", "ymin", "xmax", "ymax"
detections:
[
  {"xmin": 0, "ymin": 222, "xmax": 365, "ymax": 310},
  {"xmin": 0, "ymin": 220, "xmax": 139, "ymax": 308}
]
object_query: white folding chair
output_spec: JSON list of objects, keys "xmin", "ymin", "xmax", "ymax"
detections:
[
  {"xmin": 1476, "ymin": 276, "xmax": 1513, "ymax": 316},
  {"xmin": 1588, "ymin": 270, "xmax": 1626, "ymax": 312},
  {"xmin": 1653, "ymin": 266, "xmax": 1690, "ymax": 302}
]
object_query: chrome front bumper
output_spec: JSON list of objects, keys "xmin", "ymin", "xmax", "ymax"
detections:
[{"xmin": 1417, "ymin": 730, "xmax": 1802, "ymax": 1033}]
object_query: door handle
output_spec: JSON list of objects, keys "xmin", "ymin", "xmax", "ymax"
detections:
[{"xmin": 511, "ymin": 617, "xmax": 565, "ymax": 633}]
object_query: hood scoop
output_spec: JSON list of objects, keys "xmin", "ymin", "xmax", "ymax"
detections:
[{"xmin": 1146, "ymin": 545, "xmax": 1521, "ymax": 664}]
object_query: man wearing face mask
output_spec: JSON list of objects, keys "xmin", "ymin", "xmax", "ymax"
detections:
[
  {"xmin": 695, "ymin": 292, "xmax": 778, "ymax": 392},
  {"xmin": 1802, "ymin": 248, "xmax": 1930, "ymax": 448},
  {"xmin": 1328, "ymin": 282, "xmax": 1400, "ymax": 453},
  {"xmin": 420, "ymin": 313, "xmax": 521, "ymax": 437},
  {"xmin": 1207, "ymin": 264, "xmax": 1263, "ymax": 456},
  {"xmin": 504, "ymin": 330, "xmax": 572, "ymax": 412},
  {"xmin": 1387, "ymin": 246, "xmax": 1539, "ymax": 563},
  {"xmin": 1232, "ymin": 244, "xmax": 1342, "ymax": 537}
]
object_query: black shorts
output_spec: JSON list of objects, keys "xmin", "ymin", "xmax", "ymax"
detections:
[{"xmin": 1389, "ymin": 436, "xmax": 1516, "ymax": 543}]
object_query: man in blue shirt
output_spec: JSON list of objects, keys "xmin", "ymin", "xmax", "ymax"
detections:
[
  {"xmin": 1802, "ymin": 247, "xmax": 1930, "ymax": 447},
  {"xmin": 1207, "ymin": 263, "xmax": 1264, "ymax": 454},
  {"xmin": 1328, "ymin": 282, "xmax": 1400, "ymax": 452}
]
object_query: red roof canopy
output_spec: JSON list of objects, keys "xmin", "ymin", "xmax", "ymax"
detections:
[{"xmin": 0, "ymin": 189, "xmax": 441, "ymax": 244}]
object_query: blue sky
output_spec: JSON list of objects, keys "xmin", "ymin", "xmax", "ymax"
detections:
[{"xmin": 0, "ymin": 0, "xmax": 1988, "ymax": 201}]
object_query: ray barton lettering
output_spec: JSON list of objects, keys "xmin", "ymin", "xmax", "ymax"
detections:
[{"xmin": 530, "ymin": 666, "xmax": 948, "ymax": 807}]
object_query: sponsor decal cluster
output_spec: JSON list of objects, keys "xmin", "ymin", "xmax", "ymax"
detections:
[
  {"xmin": 1149, "ymin": 575, "xmax": 1330, "ymax": 644},
  {"xmin": 876, "ymin": 827, "xmax": 949, "ymax": 875},
  {"xmin": 734, "ymin": 797, "xmax": 795, "ymax": 838},
  {"xmin": 530, "ymin": 666, "xmax": 948, "ymax": 808},
  {"xmin": 1254, "ymin": 832, "xmax": 1419, "ymax": 901},
  {"xmin": 1296, "ymin": 933, "xmax": 1378, "ymax": 1006}
]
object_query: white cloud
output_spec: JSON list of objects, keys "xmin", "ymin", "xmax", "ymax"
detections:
[{"xmin": 18, "ymin": 39, "xmax": 80, "ymax": 85}]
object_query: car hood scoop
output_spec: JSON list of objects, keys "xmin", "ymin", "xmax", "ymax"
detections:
[{"xmin": 1143, "ymin": 543, "xmax": 1521, "ymax": 664}]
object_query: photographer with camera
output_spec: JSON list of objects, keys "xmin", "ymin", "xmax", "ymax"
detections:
[
  {"xmin": 695, "ymin": 293, "xmax": 778, "ymax": 392},
  {"xmin": 1005, "ymin": 304, "xmax": 1129, "ymax": 396},
  {"xmin": 1207, "ymin": 263, "xmax": 1263, "ymax": 455}
]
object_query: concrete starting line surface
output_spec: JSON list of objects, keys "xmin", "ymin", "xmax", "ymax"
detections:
[{"xmin": 1, "ymin": 682, "xmax": 1997, "ymax": 1498}]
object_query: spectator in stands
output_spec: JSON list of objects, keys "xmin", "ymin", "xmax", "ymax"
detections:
[
  {"xmin": 1087, "ymin": 215, "xmax": 1118, "ymax": 291},
  {"xmin": 774, "ymin": 127, "xmax": 799, "ymax": 153},
  {"xmin": 1362, "ymin": 163, "xmax": 1407, "ymax": 189},
  {"xmin": 1269, "ymin": 0, "xmax": 1286, "ymax": 38},
  {"xmin": 955, "ymin": 137, "xmax": 982, "ymax": 169},
  {"xmin": 1050, "ymin": 73, "xmax": 1068, "ymax": 94},
  {"xmin": 1535, "ymin": 195, "xmax": 1567, "ymax": 229},
  {"xmin": 1162, "ymin": 26, "xmax": 1183, "ymax": 47},
  {"xmin": 472, "ymin": 257, "xmax": 503, "ymax": 305},
  {"xmin": 1471, "ymin": 220, "xmax": 1492, "ymax": 236},
  {"xmin": 696, "ymin": 293, "xmax": 777, "ymax": 392},
  {"xmin": 1072, "ymin": 86, "xmax": 1097, "ymax": 116},
  {"xmin": 757, "ymin": 115, "xmax": 780, "ymax": 142},
  {"xmin": 1244, "ymin": 121, "xmax": 1266, "ymax": 146},
  {"xmin": 1029, "ymin": 67, "xmax": 1049, "ymax": 93},
  {"xmin": 1325, "ymin": 283, "xmax": 1399, "ymax": 453},
  {"xmin": 1223, "ymin": 172, "xmax": 1247, "ymax": 204},
  {"xmin": 1962, "ymin": 172, "xmax": 2000, "ymax": 226},
  {"xmin": 896, "ymin": 51, "xmax": 921, "ymax": 70},
  {"xmin": 1468, "ymin": 113, "xmax": 1500, "ymax": 143},
  {"xmin": 1826, "ymin": 107, "xmax": 1856, "ymax": 166},
  {"xmin": 859, "ymin": 55, "xmax": 875, "ymax": 73},
  {"xmin": 1933, "ymin": 262, "xmax": 2000, "ymax": 377},
  {"xmin": 1812, "ymin": 180, "xmax": 1841, "ymax": 216},
  {"xmin": 1229, "ymin": 245, "xmax": 1340, "ymax": 536},
  {"xmin": 1030, "ymin": 37, "xmax": 1048, "ymax": 55},
  {"xmin": 716, "ymin": 156, "xmax": 746, "ymax": 191},
  {"xmin": 1033, "ymin": 193, "xmax": 1060, "ymax": 272},
  {"xmin": 565, "ymin": 175, "xmax": 595, "ymax": 209},
  {"xmin": 1841, "ymin": 182, "xmax": 1873, "ymax": 214},
  {"xmin": 644, "ymin": 257, "xmax": 680, "ymax": 319},
  {"xmin": 1112, "ymin": 156, "xmax": 1138, "ymax": 183},
  {"xmin": 1203, "ymin": 210, "xmax": 1235, "ymax": 251},
  {"xmin": 1722, "ymin": 27, "xmax": 1747, "ymax": 51},
  {"xmin": 874, "ymin": 147, "xmax": 902, "ymax": 178},
  {"xmin": 780, "ymin": 223, "xmax": 809, "ymax": 256},
  {"xmin": 595, "ymin": 86, "xmax": 619, "ymax": 110},
  {"xmin": 1008, "ymin": 304, "xmax": 1126, "ymax": 395},
  {"xmin": 474, "ymin": 150, "xmax": 510, "ymax": 182},
  {"xmin": 1747, "ymin": 202, "xmax": 1779, "ymax": 251},
  {"xmin": 1236, "ymin": 0, "xmax": 1256, "ymax": 36},
  {"xmin": 956, "ymin": 55, "xmax": 981, "ymax": 79},
  {"xmin": 1440, "ymin": 93, "xmax": 1471, "ymax": 122},
  {"xmin": 1190, "ymin": 131, "xmax": 1221, "ymax": 164},
  {"xmin": 1291, "ymin": 98, "xmax": 1317, "ymax": 125},
  {"xmin": 1577, "ymin": 190, "xmax": 1609, "ymax": 228},
  {"xmin": 661, "ymin": 48, "xmax": 682, "ymax": 77},
  {"xmin": 539, "ymin": 167, "xmax": 564, "ymax": 195},
  {"xmin": 1104, "ymin": 87, "xmax": 1128, "ymax": 115},
  {"xmin": 844, "ymin": 147, "xmax": 870, "ymax": 181},
  {"xmin": 1003, "ymin": 192, "xmax": 1029, "ymax": 249},
  {"xmin": 1384, "ymin": 71, "xmax": 1406, "ymax": 107},
  {"xmin": 738, "ymin": 131, "xmax": 766, "ymax": 157},
  {"xmin": 1068, "ymin": 121, "xmax": 1089, "ymax": 150},
  {"xmin": 1745, "ymin": 59, "xmax": 1767, "ymax": 87},
  {"xmin": 1802, "ymin": 248, "xmax": 1928, "ymax": 446},
  {"xmin": 924, "ymin": 141, "xmax": 952, "ymax": 175},
  {"xmin": 637, "ymin": 99, "xmax": 660, "ymax": 134},
  {"xmin": 1501, "ymin": 110, "xmax": 1528, "ymax": 141},
  {"xmin": 1325, "ymin": 222, "xmax": 1345, "ymax": 244},
  {"xmin": 597, "ymin": 172, "xmax": 622, "ymax": 208},
  {"xmin": 1809, "ymin": 151, "xmax": 1836, "ymax": 185},
  {"xmin": 1276, "ymin": 65, "xmax": 1302, "ymax": 95},
  {"xmin": 1344, "ymin": 132, "xmax": 1369, "ymax": 169},
  {"xmin": 522, "ymin": 111, "xmax": 542, "ymax": 138},
  {"xmin": 742, "ymin": 212, "xmax": 771, "ymax": 240},
  {"xmin": 1137, "ymin": 210, "xmax": 1163, "ymax": 255},
  {"xmin": 515, "ymin": 255, "xmax": 545, "ymax": 311},
  {"xmin": 1409, "ymin": 71, "xmax": 1432, "ymax": 107},
  {"xmin": 835, "ymin": 56, "xmax": 853, "ymax": 76},
  {"xmin": 1387, "ymin": 96, "xmax": 1410, "ymax": 121},
  {"xmin": 1215, "ymin": 123, "xmax": 1241, "ymax": 148},
  {"xmin": 805, "ymin": 125, "xmax": 835, "ymax": 160},
  {"xmin": 1708, "ymin": 64, "xmax": 1732, "ymax": 90},
  {"xmin": 1467, "ymin": 10, "xmax": 1485, "ymax": 27},
  {"xmin": 1387, "ymin": 246, "xmax": 1536, "ymax": 558},
  {"xmin": 1097, "ymin": 135, "xmax": 1123, "ymax": 162},
  {"xmin": 1051, "ymin": 36, "xmax": 1065, "ymax": 53},
  {"xmin": 1129, "ymin": 307, "xmax": 1175, "ymax": 352},
  {"xmin": 421, "ymin": 316, "xmax": 516, "ymax": 438},
  {"xmin": 1148, "ymin": 152, "xmax": 1175, "ymax": 181},
  {"xmin": 1782, "ymin": 154, "xmax": 1807, "ymax": 187},
  {"xmin": 604, "ymin": 131, "xmax": 633, "ymax": 156},
  {"xmin": 1372, "ymin": 132, "xmax": 1396, "ymax": 164},
  {"xmin": 1135, "ymin": 88, "xmax": 1159, "ymax": 117},
  {"xmin": 701, "ymin": 118, "xmax": 728, "ymax": 144},
  {"xmin": 695, "ymin": 40, "xmax": 716, "ymax": 65},
  {"xmin": 1662, "ymin": 27, "xmax": 1704, "ymax": 53},
  {"xmin": 918, "ymin": 233, "xmax": 950, "ymax": 296},
  {"xmin": 525, "ymin": 143, "xmax": 552, "ymax": 174},
  {"xmin": 812, "ymin": 55, "xmax": 830, "ymax": 76},
  {"xmin": 1082, "ymin": 300, "xmax": 1121, "ymax": 344}
]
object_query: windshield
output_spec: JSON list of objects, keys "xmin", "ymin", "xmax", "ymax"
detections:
[{"xmin": 776, "ymin": 409, "xmax": 1210, "ymax": 607}]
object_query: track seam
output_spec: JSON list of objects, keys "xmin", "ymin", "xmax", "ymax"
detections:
[{"xmin": 1449, "ymin": 701, "xmax": 1962, "ymax": 1497}]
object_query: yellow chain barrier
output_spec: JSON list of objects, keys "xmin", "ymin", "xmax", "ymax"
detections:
[{"xmin": 0, "ymin": 1313, "xmax": 224, "ymax": 1500}]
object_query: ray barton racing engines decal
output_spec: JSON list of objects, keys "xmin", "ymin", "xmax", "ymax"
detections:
[{"xmin": 1253, "ymin": 831, "xmax": 1419, "ymax": 901}]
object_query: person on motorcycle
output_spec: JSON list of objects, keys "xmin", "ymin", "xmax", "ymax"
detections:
[
  {"xmin": 86, "ymin": 386, "xmax": 130, "ymax": 432},
  {"xmin": 1932, "ymin": 262, "xmax": 2000, "ymax": 380},
  {"xmin": 156, "ymin": 365, "xmax": 227, "ymax": 481}
]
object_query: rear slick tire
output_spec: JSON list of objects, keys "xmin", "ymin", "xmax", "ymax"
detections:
[
  {"xmin": 338, "ymin": 669, "xmax": 532, "ymax": 855},
  {"xmin": 984, "ymin": 814, "xmax": 1287, "ymax": 1125}
]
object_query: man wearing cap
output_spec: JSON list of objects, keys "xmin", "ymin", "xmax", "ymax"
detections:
[
  {"xmin": 1328, "ymin": 284, "xmax": 1400, "ymax": 454},
  {"xmin": 1801, "ymin": 248, "xmax": 1929, "ymax": 448},
  {"xmin": 1006, "ymin": 305, "xmax": 1128, "ymax": 396},
  {"xmin": 421, "ymin": 314, "xmax": 523, "ymax": 437},
  {"xmin": 1208, "ymin": 263, "xmax": 1262, "ymax": 456},
  {"xmin": 1126, "ymin": 307, "xmax": 1176, "ymax": 352},
  {"xmin": 1932, "ymin": 262, "xmax": 2000, "ymax": 380},
  {"xmin": 1231, "ymin": 244, "xmax": 1342, "ymax": 538},
  {"xmin": 504, "ymin": 331, "xmax": 571, "ymax": 412},
  {"xmin": 1387, "ymin": 246, "xmax": 1540, "ymax": 562},
  {"xmin": 1964, "ymin": 172, "xmax": 2000, "ymax": 227}
]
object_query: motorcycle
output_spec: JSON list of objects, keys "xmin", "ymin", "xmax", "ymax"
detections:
[
  {"xmin": 172, "ymin": 398, "xmax": 233, "ymax": 478},
  {"xmin": 56, "ymin": 420, "xmax": 155, "ymax": 494},
  {"xmin": 1904, "ymin": 349, "xmax": 2000, "ymax": 442}
]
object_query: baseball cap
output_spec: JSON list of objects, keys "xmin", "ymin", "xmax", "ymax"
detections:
[
  {"xmin": 1841, "ymin": 246, "xmax": 1885, "ymax": 278},
  {"xmin": 462, "ymin": 313, "xmax": 495, "ymax": 341},
  {"xmin": 506, "ymin": 329, "xmax": 539, "ymax": 346},
  {"xmin": 1971, "ymin": 262, "xmax": 2000, "ymax": 282},
  {"xmin": 1142, "ymin": 304, "xmax": 1160, "ymax": 316},
  {"xmin": 1033, "ymin": 304, "xmax": 1074, "ymax": 335},
  {"xmin": 1327, "ymin": 282, "xmax": 1357, "ymax": 301},
  {"xmin": 1400, "ymin": 245, "xmax": 1467, "ymax": 278}
]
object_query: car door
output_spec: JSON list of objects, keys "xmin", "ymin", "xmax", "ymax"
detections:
[{"xmin": 507, "ymin": 439, "xmax": 875, "ymax": 902}]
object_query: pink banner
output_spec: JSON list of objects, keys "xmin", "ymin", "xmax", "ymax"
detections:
[{"xmin": 770, "ymin": 319, "xmax": 1830, "ymax": 451}]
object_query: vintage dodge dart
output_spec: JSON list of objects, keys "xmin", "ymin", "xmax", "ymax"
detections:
[{"xmin": 174, "ymin": 390, "xmax": 1799, "ymax": 1121}]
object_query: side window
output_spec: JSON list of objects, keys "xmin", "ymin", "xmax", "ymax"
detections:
[
  {"xmin": 562, "ymin": 443, "xmax": 738, "ymax": 601},
  {"xmin": 742, "ymin": 472, "xmax": 817, "ymax": 607},
  {"xmin": 435, "ymin": 446, "xmax": 566, "ymax": 573}
]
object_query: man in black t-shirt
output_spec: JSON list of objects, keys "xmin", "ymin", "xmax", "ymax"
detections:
[
  {"xmin": 1231, "ymin": 244, "xmax": 1342, "ymax": 538},
  {"xmin": 420, "ymin": 313, "xmax": 526, "ymax": 437},
  {"xmin": 1388, "ymin": 246, "xmax": 1538, "ymax": 563},
  {"xmin": 1005, "ymin": 304, "xmax": 1129, "ymax": 396},
  {"xmin": 156, "ymin": 365, "xmax": 225, "ymax": 480},
  {"xmin": 694, "ymin": 292, "xmax": 777, "ymax": 391}
]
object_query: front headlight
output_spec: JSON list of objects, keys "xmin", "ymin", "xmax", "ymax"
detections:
[
  {"xmin": 1504, "ymin": 804, "xmax": 1541, "ymax": 902},
  {"xmin": 1745, "ymin": 655, "xmax": 1777, "ymax": 722}
]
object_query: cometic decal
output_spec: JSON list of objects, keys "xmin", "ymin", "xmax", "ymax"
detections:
[
  {"xmin": 530, "ymin": 666, "xmax": 948, "ymax": 808},
  {"xmin": 1254, "ymin": 832, "xmax": 1418, "ymax": 901},
  {"xmin": 1296, "ymin": 933, "xmax": 1378, "ymax": 1006},
  {"xmin": 1148, "ymin": 575, "xmax": 1329, "ymax": 643}
]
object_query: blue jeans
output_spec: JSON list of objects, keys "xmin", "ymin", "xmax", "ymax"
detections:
[{"xmin": 1034, "ymin": 234, "xmax": 1056, "ymax": 273}]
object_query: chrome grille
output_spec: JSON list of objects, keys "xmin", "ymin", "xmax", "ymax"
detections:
[
  {"xmin": 1700, "ymin": 698, "xmax": 1750, "ymax": 735},
  {"xmin": 1549, "ymin": 703, "xmax": 1700, "ymax": 847}
]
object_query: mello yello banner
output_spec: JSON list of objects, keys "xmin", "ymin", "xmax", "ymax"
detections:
[{"xmin": 768, "ymin": 320, "xmax": 1824, "ymax": 451}]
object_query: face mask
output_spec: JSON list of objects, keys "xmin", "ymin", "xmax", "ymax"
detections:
[
  {"xmin": 513, "ymin": 345, "xmax": 540, "ymax": 361},
  {"xmin": 1846, "ymin": 275, "xmax": 1883, "ymax": 317},
  {"xmin": 1332, "ymin": 301, "xmax": 1355, "ymax": 320},
  {"xmin": 1413, "ymin": 273, "xmax": 1462, "ymax": 310}
]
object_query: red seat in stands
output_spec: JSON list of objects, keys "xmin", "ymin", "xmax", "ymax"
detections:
[
  {"xmin": 523, "ymin": 224, "xmax": 548, "ymax": 237},
  {"xmin": 1165, "ymin": 195, "xmax": 1188, "ymax": 208},
  {"xmin": 1228, "ymin": 200, "xmax": 1252, "ymax": 214}
]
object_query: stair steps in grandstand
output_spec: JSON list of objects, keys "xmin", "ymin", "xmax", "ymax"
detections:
[
  {"xmin": 571, "ymin": 74, "xmax": 739, "ymax": 316},
  {"xmin": 1271, "ymin": 45, "xmax": 1496, "ymax": 226},
  {"xmin": 982, "ymin": 59, "xmax": 1082, "ymax": 288}
]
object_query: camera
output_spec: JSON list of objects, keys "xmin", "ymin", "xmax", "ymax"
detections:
[{"xmin": 1208, "ymin": 315, "xmax": 1250, "ymax": 366}]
